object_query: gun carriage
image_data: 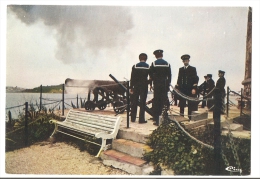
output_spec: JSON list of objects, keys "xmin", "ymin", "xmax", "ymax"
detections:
[{"xmin": 65, "ymin": 74, "xmax": 153, "ymax": 115}]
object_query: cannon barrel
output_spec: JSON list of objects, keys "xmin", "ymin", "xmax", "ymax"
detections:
[
  {"xmin": 109, "ymin": 74, "xmax": 153, "ymax": 116},
  {"xmin": 109, "ymin": 74, "xmax": 127, "ymax": 91}
]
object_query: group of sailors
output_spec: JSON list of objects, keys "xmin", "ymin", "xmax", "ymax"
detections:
[{"xmin": 129, "ymin": 49, "xmax": 226, "ymax": 126}]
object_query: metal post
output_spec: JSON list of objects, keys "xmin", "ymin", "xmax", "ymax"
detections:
[
  {"xmin": 62, "ymin": 84, "xmax": 65, "ymax": 116},
  {"xmin": 40, "ymin": 85, "xmax": 42, "ymax": 111},
  {"xmin": 126, "ymin": 81, "xmax": 130, "ymax": 128},
  {"xmin": 25, "ymin": 102, "xmax": 28, "ymax": 146},
  {"xmin": 77, "ymin": 94, "xmax": 79, "ymax": 108},
  {"xmin": 8, "ymin": 110, "xmax": 12, "ymax": 127},
  {"xmin": 213, "ymin": 88, "xmax": 222, "ymax": 175},
  {"xmin": 240, "ymin": 88, "xmax": 243, "ymax": 116},
  {"xmin": 87, "ymin": 90, "xmax": 91, "ymax": 101},
  {"xmin": 226, "ymin": 86, "xmax": 229, "ymax": 117}
]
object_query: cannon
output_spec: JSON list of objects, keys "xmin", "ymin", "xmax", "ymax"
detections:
[
  {"xmin": 65, "ymin": 77, "xmax": 128, "ymax": 113},
  {"xmin": 65, "ymin": 74, "xmax": 154, "ymax": 116}
]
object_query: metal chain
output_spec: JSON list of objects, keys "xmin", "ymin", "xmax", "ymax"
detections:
[
  {"xmin": 222, "ymin": 117, "xmax": 243, "ymax": 175},
  {"xmin": 169, "ymin": 105, "xmax": 214, "ymax": 119},
  {"xmin": 5, "ymin": 104, "xmax": 25, "ymax": 110},
  {"xmin": 166, "ymin": 108, "xmax": 214, "ymax": 150},
  {"xmin": 171, "ymin": 85, "xmax": 215, "ymax": 102},
  {"xmin": 6, "ymin": 115, "xmax": 47, "ymax": 136}
]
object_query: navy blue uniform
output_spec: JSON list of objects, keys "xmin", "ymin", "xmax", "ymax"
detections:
[
  {"xmin": 199, "ymin": 80, "xmax": 207, "ymax": 108},
  {"xmin": 206, "ymin": 78, "xmax": 215, "ymax": 110},
  {"xmin": 216, "ymin": 76, "xmax": 226, "ymax": 113},
  {"xmin": 177, "ymin": 65, "xmax": 198, "ymax": 119},
  {"xmin": 149, "ymin": 59, "xmax": 171, "ymax": 125},
  {"xmin": 130, "ymin": 62, "xmax": 150, "ymax": 123}
]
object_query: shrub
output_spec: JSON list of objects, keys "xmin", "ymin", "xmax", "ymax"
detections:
[
  {"xmin": 5, "ymin": 113, "xmax": 55, "ymax": 152},
  {"xmin": 143, "ymin": 118, "xmax": 250, "ymax": 175}
]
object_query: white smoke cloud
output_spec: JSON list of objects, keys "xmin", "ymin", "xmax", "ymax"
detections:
[{"xmin": 8, "ymin": 5, "xmax": 134, "ymax": 64}]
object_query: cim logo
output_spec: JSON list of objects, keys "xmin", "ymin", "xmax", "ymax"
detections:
[{"xmin": 225, "ymin": 166, "xmax": 242, "ymax": 173}]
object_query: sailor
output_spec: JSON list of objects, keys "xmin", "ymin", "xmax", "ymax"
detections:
[
  {"xmin": 149, "ymin": 49, "xmax": 171, "ymax": 126},
  {"xmin": 206, "ymin": 74, "xmax": 215, "ymax": 111},
  {"xmin": 199, "ymin": 75, "xmax": 207, "ymax": 108},
  {"xmin": 130, "ymin": 53, "xmax": 150, "ymax": 123},
  {"xmin": 215, "ymin": 70, "xmax": 226, "ymax": 114},
  {"xmin": 176, "ymin": 54, "xmax": 198, "ymax": 120}
]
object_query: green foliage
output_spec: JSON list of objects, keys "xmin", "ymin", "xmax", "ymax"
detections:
[
  {"xmin": 23, "ymin": 84, "xmax": 63, "ymax": 93},
  {"xmin": 144, "ymin": 120, "xmax": 214, "ymax": 175},
  {"xmin": 143, "ymin": 119, "xmax": 251, "ymax": 175},
  {"xmin": 5, "ymin": 113, "xmax": 55, "ymax": 151},
  {"xmin": 221, "ymin": 135, "xmax": 250, "ymax": 175}
]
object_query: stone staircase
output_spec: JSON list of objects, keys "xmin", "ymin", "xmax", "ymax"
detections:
[
  {"xmin": 177, "ymin": 110, "xmax": 249, "ymax": 138},
  {"xmin": 98, "ymin": 106, "xmax": 250, "ymax": 175},
  {"xmin": 100, "ymin": 120, "xmax": 155, "ymax": 175}
]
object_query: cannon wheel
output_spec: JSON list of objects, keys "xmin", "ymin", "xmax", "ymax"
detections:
[
  {"xmin": 97, "ymin": 102, "xmax": 107, "ymax": 110},
  {"xmin": 85, "ymin": 101, "xmax": 96, "ymax": 111},
  {"xmin": 113, "ymin": 101, "xmax": 125, "ymax": 114}
]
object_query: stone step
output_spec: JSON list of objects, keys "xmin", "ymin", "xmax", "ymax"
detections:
[
  {"xmin": 221, "ymin": 130, "xmax": 251, "ymax": 139},
  {"xmin": 100, "ymin": 149, "xmax": 154, "ymax": 175},
  {"xmin": 191, "ymin": 124, "xmax": 207, "ymax": 132},
  {"xmin": 222, "ymin": 123, "xmax": 243, "ymax": 131},
  {"xmin": 117, "ymin": 121, "xmax": 157, "ymax": 144},
  {"xmin": 112, "ymin": 139, "xmax": 153, "ymax": 158},
  {"xmin": 191, "ymin": 111, "xmax": 208, "ymax": 121},
  {"xmin": 208, "ymin": 117, "xmax": 234, "ymax": 129},
  {"xmin": 179, "ymin": 118, "xmax": 213, "ymax": 130}
]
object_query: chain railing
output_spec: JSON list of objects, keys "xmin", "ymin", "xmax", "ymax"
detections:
[{"xmin": 165, "ymin": 84, "xmax": 245, "ymax": 175}]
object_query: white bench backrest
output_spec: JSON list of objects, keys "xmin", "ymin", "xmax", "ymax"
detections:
[{"xmin": 64, "ymin": 110, "xmax": 120, "ymax": 135}]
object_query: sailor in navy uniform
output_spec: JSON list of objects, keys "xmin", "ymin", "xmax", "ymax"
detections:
[
  {"xmin": 206, "ymin": 74, "xmax": 215, "ymax": 111},
  {"xmin": 130, "ymin": 53, "xmax": 150, "ymax": 123},
  {"xmin": 176, "ymin": 54, "xmax": 198, "ymax": 120},
  {"xmin": 149, "ymin": 49, "xmax": 172, "ymax": 126},
  {"xmin": 199, "ymin": 75, "xmax": 207, "ymax": 108},
  {"xmin": 215, "ymin": 70, "xmax": 226, "ymax": 114}
]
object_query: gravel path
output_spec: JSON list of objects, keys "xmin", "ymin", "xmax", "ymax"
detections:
[{"xmin": 5, "ymin": 141, "xmax": 130, "ymax": 175}]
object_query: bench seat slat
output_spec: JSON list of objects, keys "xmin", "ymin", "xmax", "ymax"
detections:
[
  {"xmin": 56, "ymin": 121, "xmax": 108, "ymax": 135},
  {"xmin": 62, "ymin": 119, "xmax": 114, "ymax": 132},
  {"xmin": 50, "ymin": 109, "xmax": 122, "ymax": 157}
]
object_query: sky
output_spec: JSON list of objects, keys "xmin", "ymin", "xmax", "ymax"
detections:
[
  {"xmin": 1, "ymin": 0, "xmax": 260, "ymax": 177},
  {"xmin": 1, "ymin": 2, "xmax": 257, "ymax": 92}
]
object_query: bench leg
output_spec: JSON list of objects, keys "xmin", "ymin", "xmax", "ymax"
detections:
[
  {"xmin": 95, "ymin": 138, "xmax": 106, "ymax": 157},
  {"xmin": 50, "ymin": 123, "xmax": 58, "ymax": 137}
]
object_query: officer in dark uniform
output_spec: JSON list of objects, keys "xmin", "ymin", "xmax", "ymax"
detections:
[
  {"xmin": 130, "ymin": 53, "xmax": 150, "ymax": 123},
  {"xmin": 176, "ymin": 54, "xmax": 198, "ymax": 120},
  {"xmin": 199, "ymin": 75, "xmax": 207, "ymax": 108},
  {"xmin": 206, "ymin": 74, "xmax": 215, "ymax": 111},
  {"xmin": 149, "ymin": 49, "xmax": 171, "ymax": 126},
  {"xmin": 215, "ymin": 70, "xmax": 226, "ymax": 114}
]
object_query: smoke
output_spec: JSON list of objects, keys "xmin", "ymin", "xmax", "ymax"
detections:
[{"xmin": 8, "ymin": 5, "xmax": 134, "ymax": 64}]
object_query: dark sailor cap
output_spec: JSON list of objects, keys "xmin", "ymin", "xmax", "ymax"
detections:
[
  {"xmin": 207, "ymin": 74, "xmax": 212, "ymax": 78},
  {"xmin": 181, "ymin": 54, "xmax": 190, "ymax": 60},
  {"xmin": 219, "ymin": 70, "xmax": 225, "ymax": 74},
  {"xmin": 153, "ymin": 49, "xmax": 163, "ymax": 55}
]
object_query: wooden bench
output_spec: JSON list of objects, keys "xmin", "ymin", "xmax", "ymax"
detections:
[{"xmin": 49, "ymin": 109, "xmax": 122, "ymax": 157}]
